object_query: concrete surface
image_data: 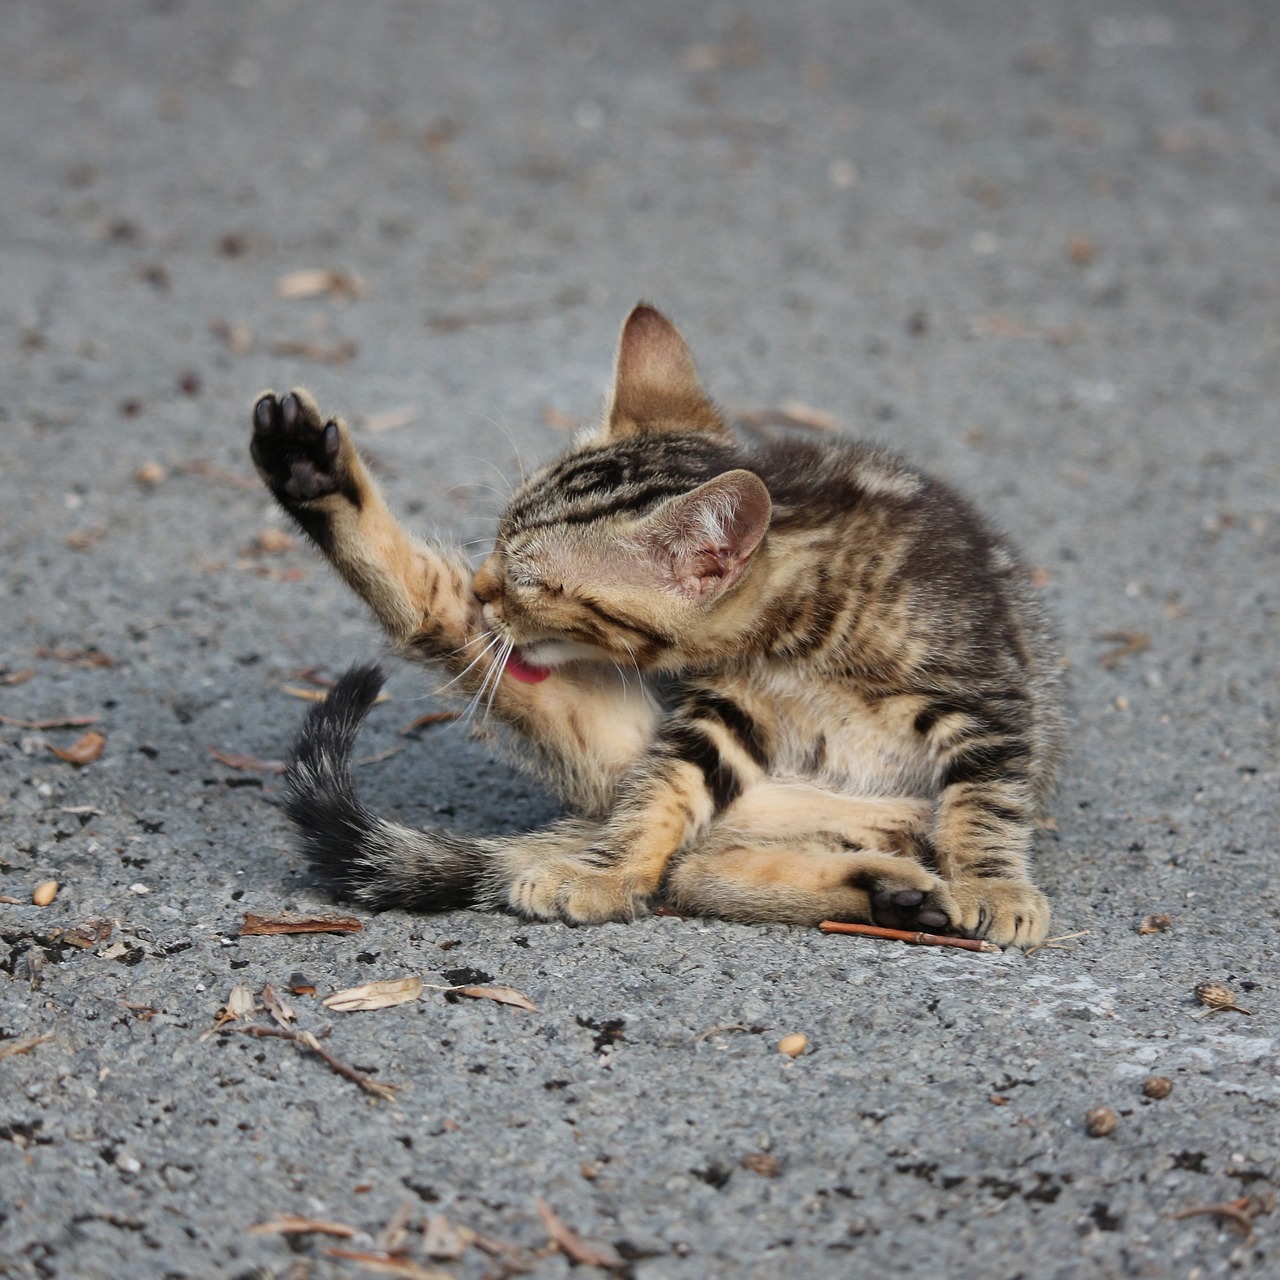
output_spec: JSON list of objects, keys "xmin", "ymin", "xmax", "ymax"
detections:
[{"xmin": 1, "ymin": 1, "xmax": 1277, "ymax": 1277}]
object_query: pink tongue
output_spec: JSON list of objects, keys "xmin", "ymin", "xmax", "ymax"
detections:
[{"xmin": 504, "ymin": 650, "xmax": 552, "ymax": 684}]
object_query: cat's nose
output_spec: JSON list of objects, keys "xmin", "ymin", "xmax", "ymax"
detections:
[{"xmin": 472, "ymin": 555, "xmax": 503, "ymax": 604}]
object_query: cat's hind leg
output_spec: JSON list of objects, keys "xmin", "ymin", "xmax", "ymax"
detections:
[{"xmin": 662, "ymin": 783, "xmax": 957, "ymax": 929}]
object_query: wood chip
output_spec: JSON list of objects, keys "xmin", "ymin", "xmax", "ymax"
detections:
[
  {"xmin": 249, "ymin": 1215, "xmax": 357, "ymax": 1239},
  {"xmin": 323, "ymin": 977, "xmax": 425, "ymax": 1012},
  {"xmin": 0, "ymin": 1031, "xmax": 55, "ymax": 1062},
  {"xmin": 209, "ymin": 748, "xmax": 287, "ymax": 774},
  {"xmin": 275, "ymin": 268, "xmax": 366, "ymax": 300},
  {"xmin": 0, "ymin": 712, "xmax": 101, "ymax": 731},
  {"xmin": 47, "ymin": 731, "xmax": 106, "ymax": 765},
  {"xmin": 240, "ymin": 912, "xmax": 363, "ymax": 936},
  {"xmin": 449, "ymin": 985, "xmax": 538, "ymax": 1012},
  {"xmin": 536, "ymin": 1199, "xmax": 622, "ymax": 1271}
]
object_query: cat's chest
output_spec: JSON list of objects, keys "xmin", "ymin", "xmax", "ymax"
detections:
[{"xmin": 762, "ymin": 680, "xmax": 936, "ymax": 796}]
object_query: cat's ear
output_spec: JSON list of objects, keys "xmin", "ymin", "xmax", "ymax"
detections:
[
  {"xmin": 644, "ymin": 469, "xmax": 771, "ymax": 598},
  {"xmin": 604, "ymin": 304, "xmax": 727, "ymax": 440}
]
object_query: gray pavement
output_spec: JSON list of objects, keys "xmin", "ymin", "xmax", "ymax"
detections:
[{"xmin": 2, "ymin": 1, "xmax": 1278, "ymax": 1277}]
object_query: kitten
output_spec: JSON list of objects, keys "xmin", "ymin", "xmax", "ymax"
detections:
[{"xmin": 250, "ymin": 304, "xmax": 1063, "ymax": 947}]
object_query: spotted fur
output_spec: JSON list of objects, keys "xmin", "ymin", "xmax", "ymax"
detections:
[{"xmin": 251, "ymin": 304, "xmax": 1064, "ymax": 947}]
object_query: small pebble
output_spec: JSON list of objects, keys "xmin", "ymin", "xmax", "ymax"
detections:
[
  {"xmin": 135, "ymin": 462, "xmax": 168, "ymax": 487},
  {"xmin": 776, "ymin": 1034, "xmax": 808, "ymax": 1058},
  {"xmin": 1142, "ymin": 1075, "xmax": 1173, "ymax": 1100},
  {"xmin": 33, "ymin": 880, "xmax": 59, "ymax": 907},
  {"xmin": 1085, "ymin": 1106, "xmax": 1117, "ymax": 1137}
]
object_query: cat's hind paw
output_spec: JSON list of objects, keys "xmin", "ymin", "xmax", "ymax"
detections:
[
  {"xmin": 508, "ymin": 862, "xmax": 649, "ymax": 925},
  {"xmin": 251, "ymin": 389, "xmax": 359, "ymax": 508}
]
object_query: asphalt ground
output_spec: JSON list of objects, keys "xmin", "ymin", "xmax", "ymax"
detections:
[{"xmin": 1, "ymin": 2, "xmax": 1277, "ymax": 1277}]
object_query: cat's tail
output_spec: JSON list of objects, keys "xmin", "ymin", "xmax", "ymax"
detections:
[{"xmin": 284, "ymin": 665, "xmax": 488, "ymax": 911}]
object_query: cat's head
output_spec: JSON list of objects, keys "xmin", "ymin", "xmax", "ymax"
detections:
[{"xmin": 472, "ymin": 305, "xmax": 772, "ymax": 674}]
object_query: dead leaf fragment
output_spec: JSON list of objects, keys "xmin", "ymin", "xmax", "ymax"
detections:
[
  {"xmin": 249, "ymin": 1214, "xmax": 357, "ymax": 1239},
  {"xmin": 536, "ymin": 1199, "xmax": 622, "ymax": 1271},
  {"xmin": 0, "ymin": 668, "xmax": 37, "ymax": 687},
  {"xmin": 741, "ymin": 1152, "xmax": 782, "ymax": 1177},
  {"xmin": 323, "ymin": 976, "xmax": 424, "ymax": 1012},
  {"xmin": 247, "ymin": 528, "xmax": 297, "ymax": 555},
  {"xmin": 275, "ymin": 268, "xmax": 366, "ymax": 300},
  {"xmin": 1137, "ymin": 913, "xmax": 1172, "ymax": 935},
  {"xmin": 1095, "ymin": 630, "xmax": 1151, "ymax": 669},
  {"xmin": 240, "ymin": 912, "xmax": 362, "ymax": 936},
  {"xmin": 64, "ymin": 921, "xmax": 113, "ymax": 949},
  {"xmin": 0, "ymin": 1031, "xmax": 55, "ymax": 1062},
  {"xmin": 422, "ymin": 1213, "xmax": 477, "ymax": 1260},
  {"xmin": 48, "ymin": 731, "xmax": 106, "ymax": 765},
  {"xmin": 449, "ymin": 985, "xmax": 538, "ymax": 1012},
  {"xmin": 208, "ymin": 748, "xmax": 286, "ymax": 774},
  {"xmin": 227, "ymin": 982, "xmax": 257, "ymax": 1020},
  {"xmin": 0, "ymin": 712, "xmax": 101, "ymax": 731},
  {"xmin": 34, "ymin": 646, "xmax": 115, "ymax": 668},
  {"xmin": 265, "ymin": 338, "xmax": 359, "ymax": 365}
]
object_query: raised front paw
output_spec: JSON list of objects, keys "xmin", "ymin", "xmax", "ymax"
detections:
[
  {"xmin": 250, "ymin": 388, "xmax": 358, "ymax": 508},
  {"xmin": 949, "ymin": 879, "xmax": 1051, "ymax": 949}
]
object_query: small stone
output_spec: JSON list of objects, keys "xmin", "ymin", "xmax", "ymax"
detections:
[
  {"xmin": 135, "ymin": 462, "xmax": 168, "ymax": 487},
  {"xmin": 1085, "ymin": 1106, "xmax": 1118, "ymax": 1137},
  {"xmin": 776, "ymin": 1033, "xmax": 808, "ymax": 1058},
  {"xmin": 1142, "ymin": 1075, "xmax": 1173, "ymax": 1100},
  {"xmin": 32, "ymin": 880, "xmax": 59, "ymax": 907}
]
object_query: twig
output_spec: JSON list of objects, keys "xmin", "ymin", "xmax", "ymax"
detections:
[
  {"xmin": 695, "ymin": 1023, "xmax": 749, "ymax": 1043},
  {"xmin": 0, "ymin": 1031, "xmax": 55, "ymax": 1061},
  {"xmin": 0, "ymin": 712, "xmax": 100, "ymax": 731},
  {"xmin": 221, "ymin": 1024, "xmax": 397, "ymax": 1101},
  {"xmin": 819, "ymin": 920, "xmax": 1001, "ymax": 953},
  {"xmin": 1169, "ymin": 1194, "xmax": 1273, "ymax": 1240},
  {"xmin": 535, "ymin": 1199, "xmax": 623, "ymax": 1271},
  {"xmin": 1095, "ymin": 630, "xmax": 1151, "ymax": 669}
]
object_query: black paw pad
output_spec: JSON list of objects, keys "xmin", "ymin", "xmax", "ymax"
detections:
[{"xmin": 870, "ymin": 882, "xmax": 954, "ymax": 933}]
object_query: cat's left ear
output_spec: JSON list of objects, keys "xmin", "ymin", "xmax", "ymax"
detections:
[
  {"xmin": 603, "ymin": 304, "xmax": 727, "ymax": 441},
  {"xmin": 645, "ymin": 470, "xmax": 771, "ymax": 598}
]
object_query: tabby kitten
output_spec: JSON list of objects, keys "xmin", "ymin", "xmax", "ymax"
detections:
[{"xmin": 250, "ymin": 304, "xmax": 1063, "ymax": 947}]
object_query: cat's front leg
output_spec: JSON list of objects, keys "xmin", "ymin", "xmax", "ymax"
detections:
[{"xmin": 251, "ymin": 389, "xmax": 480, "ymax": 654}]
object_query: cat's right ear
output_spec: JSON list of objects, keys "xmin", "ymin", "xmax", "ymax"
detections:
[{"xmin": 603, "ymin": 304, "xmax": 727, "ymax": 441}]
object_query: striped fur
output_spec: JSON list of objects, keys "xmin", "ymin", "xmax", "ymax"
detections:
[{"xmin": 251, "ymin": 304, "xmax": 1064, "ymax": 947}]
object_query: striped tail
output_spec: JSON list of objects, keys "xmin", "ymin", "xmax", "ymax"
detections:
[{"xmin": 284, "ymin": 665, "xmax": 485, "ymax": 910}]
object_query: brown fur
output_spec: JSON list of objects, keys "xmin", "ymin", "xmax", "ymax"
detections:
[{"xmin": 251, "ymin": 305, "xmax": 1064, "ymax": 947}]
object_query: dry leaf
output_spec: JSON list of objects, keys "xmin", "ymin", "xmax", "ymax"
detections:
[
  {"xmin": 48, "ymin": 731, "xmax": 106, "ymax": 765},
  {"xmin": 450, "ymin": 985, "xmax": 538, "ymax": 1012},
  {"xmin": 209, "ymin": 747, "xmax": 287, "ymax": 774},
  {"xmin": 536, "ymin": 1199, "xmax": 622, "ymax": 1270},
  {"xmin": 1137, "ymin": 913, "xmax": 1172, "ymax": 935},
  {"xmin": 323, "ymin": 1250, "xmax": 452, "ymax": 1280},
  {"xmin": 240, "ymin": 912, "xmax": 362, "ymax": 936},
  {"xmin": 249, "ymin": 1215, "xmax": 357, "ymax": 1239},
  {"xmin": 740, "ymin": 1152, "xmax": 782, "ymax": 1177},
  {"xmin": 0, "ymin": 668, "xmax": 36, "ymax": 686},
  {"xmin": 247, "ymin": 529, "xmax": 297, "ymax": 555},
  {"xmin": 360, "ymin": 406, "xmax": 420, "ymax": 434},
  {"xmin": 259, "ymin": 984, "xmax": 297, "ymax": 1027},
  {"xmin": 401, "ymin": 711, "xmax": 460, "ymax": 735},
  {"xmin": 227, "ymin": 982, "xmax": 256, "ymax": 1020},
  {"xmin": 63, "ymin": 921, "xmax": 113, "ymax": 948},
  {"xmin": 34, "ymin": 646, "xmax": 115, "ymax": 668},
  {"xmin": 0, "ymin": 1031, "xmax": 55, "ymax": 1062},
  {"xmin": 275, "ymin": 268, "xmax": 366, "ymax": 300},
  {"xmin": 0, "ymin": 712, "xmax": 101, "ymax": 731},
  {"xmin": 323, "ymin": 977, "xmax": 424, "ymax": 1012},
  {"xmin": 422, "ymin": 1214, "xmax": 477, "ymax": 1260}
]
